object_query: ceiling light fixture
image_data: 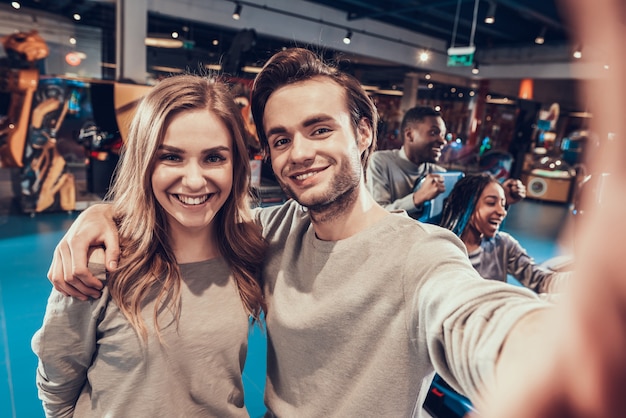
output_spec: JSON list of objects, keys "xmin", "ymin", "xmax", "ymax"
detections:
[
  {"xmin": 484, "ymin": 2, "xmax": 496, "ymax": 24},
  {"xmin": 472, "ymin": 61, "xmax": 479, "ymax": 74},
  {"xmin": 151, "ymin": 65, "xmax": 184, "ymax": 74},
  {"xmin": 535, "ymin": 26, "xmax": 546, "ymax": 45},
  {"xmin": 242, "ymin": 65, "xmax": 263, "ymax": 74},
  {"xmin": 573, "ymin": 46, "xmax": 582, "ymax": 59},
  {"xmin": 232, "ymin": 3, "xmax": 242, "ymax": 20},
  {"xmin": 343, "ymin": 30, "xmax": 352, "ymax": 45},
  {"xmin": 375, "ymin": 89, "xmax": 404, "ymax": 97},
  {"xmin": 145, "ymin": 34, "xmax": 184, "ymax": 48}
]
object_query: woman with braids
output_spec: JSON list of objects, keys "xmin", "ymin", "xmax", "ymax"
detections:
[
  {"xmin": 31, "ymin": 74, "xmax": 267, "ymax": 417},
  {"xmin": 440, "ymin": 172, "xmax": 566, "ymax": 294},
  {"xmin": 426, "ymin": 172, "xmax": 569, "ymax": 418}
]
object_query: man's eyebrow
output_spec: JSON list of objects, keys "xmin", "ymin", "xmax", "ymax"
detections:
[
  {"xmin": 302, "ymin": 114, "xmax": 334, "ymax": 128},
  {"xmin": 265, "ymin": 115, "xmax": 335, "ymax": 137},
  {"xmin": 265, "ymin": 125, "xmax": 287, "ymax": 138}
]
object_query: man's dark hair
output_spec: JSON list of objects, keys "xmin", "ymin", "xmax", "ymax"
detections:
[
  {"xmin": 250, "ymin": 47, "xmax": 379, "ymax": 174},
  {"xmin": 400, "ymin": 106, "xmax": 442, "ymax": 134}
]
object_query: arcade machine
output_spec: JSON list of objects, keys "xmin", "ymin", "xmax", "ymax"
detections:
[
  {"xmin": 0, "ymin": 31, "xmax": 44, "ymax": 168},
  {"xmin": 521, "ymin": 103, "xmax": 575, "ymax": 204},
  {"xmin": 0, "ymin": 29, "xmax": 154, "ymax": 214},
  {"xmin": 0, "ymin": 30, "xmax": 79, "ymax": 214}
]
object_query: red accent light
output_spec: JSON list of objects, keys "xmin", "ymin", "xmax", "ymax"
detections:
[
  {"xmin": 65, "ymin": 52, "xmax": 81, "ymax": 66},
  {"xmin": 431, "ymin": 388, "xmax": 444, "ymax": 397}
]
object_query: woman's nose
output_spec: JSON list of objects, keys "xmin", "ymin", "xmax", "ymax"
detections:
[{"xmin": 182, "ymin": 163, "xmax": 206, "ymax": 189}]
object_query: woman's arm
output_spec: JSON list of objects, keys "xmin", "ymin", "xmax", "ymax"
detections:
[
  {"xmin": 33, "ymin": 253, "xmax": 109, "ymax": 417},
  {"xmin": 501, "ymin": 232, "xmax": 561, "ymax": 294}
]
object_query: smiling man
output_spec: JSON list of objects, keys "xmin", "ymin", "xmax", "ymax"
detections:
[
  {"xmin": 245, "ymin": 48, "xmax": 548, "ymax": 417},
  {"xmin": 366, "ymin": 106, "xmax": 526, "ymax": 222},
  {"xmin": 366, "ymin": 106, "xmax": 449, "ymax": 220}
]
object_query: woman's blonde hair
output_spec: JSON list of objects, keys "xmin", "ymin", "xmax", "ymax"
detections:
[{"xmin": 106, "ymin": 74, "xmax": 266, "ymax": 340}]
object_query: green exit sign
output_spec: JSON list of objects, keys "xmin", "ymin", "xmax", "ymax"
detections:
[{"xmin": 447, "ymin": 46, "xmax": 476, "ymax": 67}]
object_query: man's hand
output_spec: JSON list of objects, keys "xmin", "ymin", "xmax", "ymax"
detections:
[
  {"xmin": 480, "ymin": 172, "xmax": 626, "ymax": 418},
  {"xmin": 47, "ymin": 203, "xmax": 119, "ymax": 300},
  {"xmin": 478, "ymin": 0, "xmax": 626, "ymax": 410},
  {"xmin": 502, "ymin": 178, "xmax": 526, "ymax": 206},
  {"xmin": 413, "ymin": 173, "xmax": 446, "ymax": 207}
]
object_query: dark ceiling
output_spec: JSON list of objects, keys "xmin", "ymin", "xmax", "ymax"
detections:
[
  {"xmin": 0, "ymin": 0, "xmax": 575, "ymax": 92},
  {"xmin": 305, "ymin": 0, "xmax": 570, "ymax": 50}
]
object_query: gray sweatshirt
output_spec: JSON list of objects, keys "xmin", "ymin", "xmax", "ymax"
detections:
[
  {"xmin": 256, "ymin": 200, "xmax": 549, "ymax": 417},
  {"xmin": 366, "ymin": 148, "xmax": 446, "ymax": 217},
  {"xmin": 32, "ymin": 258, "xmax": 251, "ymax": 418},
  {"xmin": 469, "ymin": 230, "xmax": 567, "ymax": 293}
]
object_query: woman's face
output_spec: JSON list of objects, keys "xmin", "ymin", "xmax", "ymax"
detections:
[
  {"xmin": 469, "ymin": 181, "xmax": 507, "ymax": 239},
  {"xmin": 152, "ymin": 109, "xmax": 233, "ymax": 238}
]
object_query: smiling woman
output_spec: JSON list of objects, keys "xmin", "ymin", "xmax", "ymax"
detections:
[
  {"xmin": 151, "ymin": 109, "xmax": 233, "ymax": 258},
  {"xmin": 31, "ymin": 74, "xmax": 267, "ymax": 417},
  {"xmin": 440, "ymin": 172, "xmax": 567, "ymax": 294}
]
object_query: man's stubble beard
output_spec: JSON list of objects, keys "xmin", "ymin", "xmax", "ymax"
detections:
[{"xmin": 276, "ymin": 155, "xmax": 361, "ymax": 223}]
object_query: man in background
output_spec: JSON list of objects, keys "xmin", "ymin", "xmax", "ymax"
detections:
[{"xmin": 367, "ymin": 105, "xmax": 525, "ymax": 222}]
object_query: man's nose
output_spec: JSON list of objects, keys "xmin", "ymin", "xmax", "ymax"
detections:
[{"xmin": 289, "ymin": 134, "xmax": 315, "ymax": 162}]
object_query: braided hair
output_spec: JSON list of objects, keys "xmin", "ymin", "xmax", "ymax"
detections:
[{"xmin": 440, "ymin": 172, "xmax": 499, "ymax": 237}]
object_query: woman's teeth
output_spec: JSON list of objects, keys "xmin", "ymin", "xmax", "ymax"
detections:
[{"xmin": 177, "ymin": 194, "xmax": 209, "ymax": 205}]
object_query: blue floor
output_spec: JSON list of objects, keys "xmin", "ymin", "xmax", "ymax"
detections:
[
  {"xmin": 0, "ymin": 207, "xmax": 268, "ymax": 418},
  {"xmin": 0, "ymin": 196, "xmax": 571, "ymax": 418}
]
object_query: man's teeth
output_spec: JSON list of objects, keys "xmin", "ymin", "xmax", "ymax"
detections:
[
  {"xmin": 177, "ymin": 195, "xmax": 209, "ymax": 205},
  {"xmin": 295, "ymin": 172, "xmax": 316, "ymax": 181}
]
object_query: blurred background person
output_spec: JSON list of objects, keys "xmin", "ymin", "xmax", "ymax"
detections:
[{"xmin": 440, "ymin": 172, "xmax": 567, "ymax": 294}]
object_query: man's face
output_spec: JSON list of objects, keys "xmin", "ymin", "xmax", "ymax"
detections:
[
  {"xmin": 403, "ymin": 116, "xmax": 447, "ymax": 165},
  {"xmin": 262, "ymin": 78, "xmax": 371, "ymax": 214}
]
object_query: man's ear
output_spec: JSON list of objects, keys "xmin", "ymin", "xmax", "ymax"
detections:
[
  {"xmin": 356, "ymin": 118, "xmax": 373, "ymax": 152},
  {"xmin": 404, "ymin": 127, "xmax": 414, "ymax": 143}
]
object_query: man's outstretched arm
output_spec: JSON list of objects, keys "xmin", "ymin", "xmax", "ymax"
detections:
[
  {"xmin": 482, "ymin": 200, "xmax": 626, "ymax": 418},
  {"xmin": 47, "ymin": 203, "xmax": 119, "ymax": 300}
]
